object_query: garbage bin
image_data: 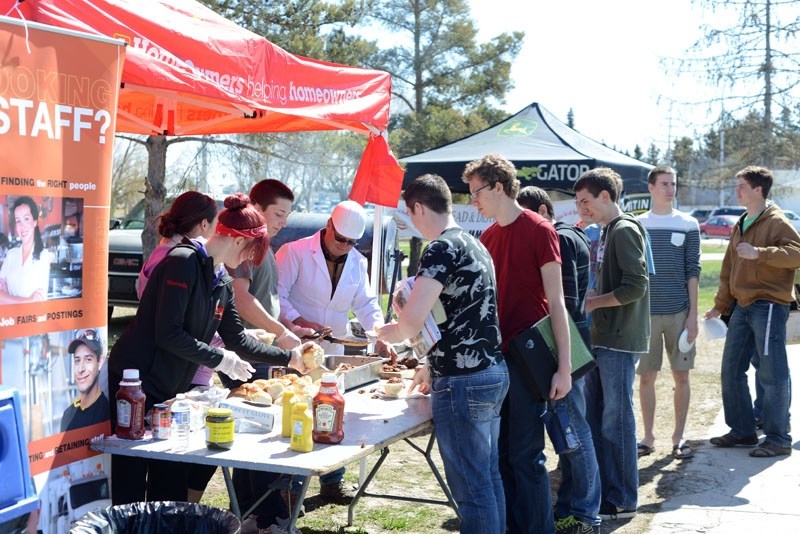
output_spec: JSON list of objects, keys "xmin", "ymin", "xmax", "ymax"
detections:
[{"xmin": 70, "ymin": 501, "xmax": 240, "ymax": 534}]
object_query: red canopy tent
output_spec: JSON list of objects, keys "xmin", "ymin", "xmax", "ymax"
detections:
[{"xmin": 2, "ymin": 0, "xmax": 403, "ymax": 206}]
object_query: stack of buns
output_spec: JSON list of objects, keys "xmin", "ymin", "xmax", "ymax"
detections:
[{"xmin": 230, "ymin": 374, "xmax": 318, "ymax": 406}]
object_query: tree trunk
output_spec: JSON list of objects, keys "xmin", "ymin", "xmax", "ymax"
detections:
[{"xmin": 143, "ymin": 135, "xmax": 168, "ymax": 260}]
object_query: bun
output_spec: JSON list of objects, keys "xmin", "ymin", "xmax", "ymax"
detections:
[
  {"xmin": 230, "ymin": 386, "xmax": 248, "ymax": 398},
  {"xmin": 302, "ymin": 343, "xmax": 325, "ymax": 369},
  {"xmin": 248, "ymin": 390, "xmax": 273, "ymax": 405},
  {"xmin": 267, "ymin": 382, "xmax": 286, "ymax": 400},
  {"xmin": 223, "ymin": 193, "xmax": 250, "ymax": 210}
]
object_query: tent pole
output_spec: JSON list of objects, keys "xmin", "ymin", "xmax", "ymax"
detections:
[{"xmin": 370, "ymin": 204, "xmax": 383, "ymax": 314}]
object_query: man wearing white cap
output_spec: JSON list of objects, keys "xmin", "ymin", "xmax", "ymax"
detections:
[
  {"xmin": 276, "ymin": 199, "xmax": 395, "ymax": 501},
  {"xmin": 276, "ymin": 199, "xmax": 391, "ymax": 356}
]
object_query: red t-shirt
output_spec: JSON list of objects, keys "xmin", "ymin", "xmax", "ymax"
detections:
[{"xmin": 481, "ymin": 210, "xmax": 561, "ymax": 352}]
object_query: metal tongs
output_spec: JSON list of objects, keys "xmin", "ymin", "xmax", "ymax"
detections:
[{"xmin": 302, "ymin": 327, "xmax": 369, "ymax": 347}]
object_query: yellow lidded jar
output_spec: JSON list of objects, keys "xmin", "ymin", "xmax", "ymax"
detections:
[{"xmin": 205, "ymin": 407, "xmax": 234, "ymax": 450}]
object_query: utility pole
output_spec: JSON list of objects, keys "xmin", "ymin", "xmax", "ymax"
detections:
[{"xmin": 719, "ymin": 116, "xmax": 725, "ymax": 206}]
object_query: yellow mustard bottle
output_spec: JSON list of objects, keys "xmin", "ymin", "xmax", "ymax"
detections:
[
  {"xmin": 281, "ymin": 389, "xmax": 297, "ymax": 438},
  {"xmin": 289, "ymin": 402, "xmax": 313, "ymax": 453}
]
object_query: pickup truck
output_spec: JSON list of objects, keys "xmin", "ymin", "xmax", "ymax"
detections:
[{"xmin": 107, "ymin": 200, "xmax": 398, "ymax": 314}]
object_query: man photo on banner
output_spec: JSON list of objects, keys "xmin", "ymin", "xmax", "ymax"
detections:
[{"xmin": 61, "ymin": 328, "xmax": 109, "ymax": 432}]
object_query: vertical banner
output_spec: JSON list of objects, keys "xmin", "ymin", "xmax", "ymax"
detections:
[{"xmin": 0, "ymin": 17, "xmax": 124, "ymax": 532}]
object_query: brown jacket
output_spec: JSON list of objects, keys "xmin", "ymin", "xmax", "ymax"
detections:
[{"xmin": 715, "ymin": 203, "xmax": 800, "ymax": 311}]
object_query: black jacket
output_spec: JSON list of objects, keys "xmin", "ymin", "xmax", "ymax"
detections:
[
  {"xmin": 554, "ymin": 221, "xmax": 590, "ymax": 323},
  {"xmin": 109, "ymin": 239, "xmax": 290, "ymax": 410}
]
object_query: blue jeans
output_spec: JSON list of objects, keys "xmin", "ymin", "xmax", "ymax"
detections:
[
  {"xmin": 499, "ymin": 358, "xmax": 553, "ymax": 534},
  {"xmin": 554, "ymin": 377, "xmax": 601, "ymax": 526},
  {"xmin": 432, "ymin": 361, "xmax": 509, "ymax": 534},
  {"xmin": 583, "ymin": 347, "xmax": 639, "ymax": 510},
  {"xmin": 722, "ymin": 300, "xmax": 791, "ymax": 447}
]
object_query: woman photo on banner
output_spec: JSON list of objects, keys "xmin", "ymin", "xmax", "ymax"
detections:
[{"xmin": 0, "ymin": 195, "xmax": 52, "ymax": 304}]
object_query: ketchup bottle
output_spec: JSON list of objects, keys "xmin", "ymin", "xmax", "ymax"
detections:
[
  {"xmin": 312, "ymin": 373, "xmax": 345, "ymax": 444},
  {"xmin": 116, "ymin": 369, "xmax": 146, "ymax": 440}
]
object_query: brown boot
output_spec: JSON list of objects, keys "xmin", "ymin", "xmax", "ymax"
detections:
[{"xmin": 318, "ymin": 481, "xmax": 355, "ymax": 504}]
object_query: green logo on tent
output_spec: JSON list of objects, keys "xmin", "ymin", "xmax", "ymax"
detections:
[{"xmin": 498, "ymin": 119, "xmax": 538, "ymax": 137}]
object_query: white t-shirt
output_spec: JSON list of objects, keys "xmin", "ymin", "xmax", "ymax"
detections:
[{"xmin": 0, "ymin": 246, "xmax": 51, "ymax": 299}]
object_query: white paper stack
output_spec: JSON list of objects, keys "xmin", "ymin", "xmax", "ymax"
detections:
[{"xmin": 393, "ymin": 277, "xmax": 443, "ymax": 358}]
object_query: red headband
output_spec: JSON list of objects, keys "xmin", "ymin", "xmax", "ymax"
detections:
[{"xmin": 215, "ymin": 221, "xmax": 267, "ymax": 239}]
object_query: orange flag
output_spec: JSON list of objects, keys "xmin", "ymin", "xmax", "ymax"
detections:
[{"xmin": 350, "ymin": 134, "xmax": 405, "ymax": 207}]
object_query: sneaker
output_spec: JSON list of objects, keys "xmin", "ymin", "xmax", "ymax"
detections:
[
  {"xmin": 709, "ymin": 431, "xmax": 759, "ymax": 447},
  {"xmin": 261, "ymin": 524, "xmax": 300, "ymax": 534},
  {"xmin": 261, "ymin": 516, "xmax": 301, "ymax": 534},
  {"xmin": 318, "ymin": 481, "xmax": 355, "ymax": 504},
  {"xmin": 241, "ymin": 515, "xmax": 259, "ymax": 534},
  {"xmin": 555, "ymin": 515, "xmax": 596, "ymax": 533},
  {"xmin": 598, "ymin": 500, "xmax": 636, "ymax": 520}
]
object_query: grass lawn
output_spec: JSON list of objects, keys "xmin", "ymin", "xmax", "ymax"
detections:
[{"xmin": 701, "ymin": 240, "xmax": 730, "ymax": 254}]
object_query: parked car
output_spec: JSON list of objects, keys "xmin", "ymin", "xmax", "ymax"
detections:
[
  {"xmin": 689, "ymin": 209, "xmax": 712, "ymax": 224},
  {"xmin": 709, "ymin": 206, "xmax": 746, "ymax": 218},
  {"xmin": 107, "ymin": 200, "xmax": 399, "ymax": 314},
  {"xmin": 699, "ymin": 215, "xmax": 739, "ymax": 239},
  {"xmin": 782, "ymin": 210, "xmax": 800, "ymax": 232}
]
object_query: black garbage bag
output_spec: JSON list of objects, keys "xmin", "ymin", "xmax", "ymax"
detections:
[{"xmin": 70, "ymin": 501, "xmax": 240, "ymax": 534}]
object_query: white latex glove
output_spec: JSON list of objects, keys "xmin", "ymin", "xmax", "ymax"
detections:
[
  {"xmin": 275, "ymin": 328, "xmax": 302, "ymax": 350},
  {"xmin": 215, "ymin": 349, "xmax": 254, "ymax": 382}
]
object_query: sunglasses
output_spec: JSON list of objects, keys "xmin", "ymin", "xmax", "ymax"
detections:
[
  {"xmin": 330, "ymin": 223, "xmax": 358, "ymax": 246},
  {"xmin": 333, "ymin": 230, "xmax": 358, "ymax": 246}
]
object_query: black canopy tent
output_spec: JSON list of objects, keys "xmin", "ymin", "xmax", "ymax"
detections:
[{"xmin": 401, "ymin": 102, "xmax": 653, "ymax": 196}]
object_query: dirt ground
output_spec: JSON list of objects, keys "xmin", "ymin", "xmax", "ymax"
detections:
[{"xmin": 198, "ymin": 335, "xmax": 728, "ymax": 533}]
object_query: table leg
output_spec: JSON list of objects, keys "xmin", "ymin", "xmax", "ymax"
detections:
[
  {"xmin": 414, "ymin": 432, "xmax": 461, "ymax": 521},
  {"xmin": 220, "ymin": 466, "xmax": 240, "ymax": 519},
  {"xmin": 346, "ymin": 432, "xmax": 461, "ymax": 526},
  {"xmin": 347, "ymin": 446, "xmax": 390, "ymax": 526},
  {"xmin": 287, "ymin": 476, "xmax": 311, "ymax": 530}
]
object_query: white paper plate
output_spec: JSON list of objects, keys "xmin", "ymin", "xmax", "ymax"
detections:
[
  {"xmin": 704, "ymin": 317, "xmax": 728, "ymax": 340},
  {"xmin": 678, "ymin": 328, "xmax": 695, "ymax": 353}
]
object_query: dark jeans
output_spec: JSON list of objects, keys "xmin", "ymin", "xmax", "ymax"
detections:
[
  {"xmin": 500, "ymin": 356, "xmax": 553, "ymax": 534},
  {"xmin": 111, "ymin": 456, "xmax": 189, "ymax": 504},
  {"xmin": 220, "ymin": 364, "xmax": 291, "ymax": 522}
]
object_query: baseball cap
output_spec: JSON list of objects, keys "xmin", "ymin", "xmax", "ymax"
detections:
[
  {"xmin": 331, "ymin": 200, "xmax": 366, "ymax": 239},
  {"xmin": 68, "ymin": 329, "xmax": 103, "ymax": 356}
]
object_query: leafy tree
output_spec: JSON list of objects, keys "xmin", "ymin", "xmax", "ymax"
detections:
[
  {"xmin": 671, "ymin": 136, "xmax": 697, "ymax": 181},
  {"xmin": 200, "ymin": 0, "xmax": 382, "ymax": 68},
  {"xmin": 362, "ymin": 0, "xmax": 523, "ymax": 273},
  {"xmin": 367, "ymin": 0, "xmax": 523, "ymax": 156}
]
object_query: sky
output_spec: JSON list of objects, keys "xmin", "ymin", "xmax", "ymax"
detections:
[{"xmin": 469, "ymin": 0, "xmax": 726, "ymax": 156}]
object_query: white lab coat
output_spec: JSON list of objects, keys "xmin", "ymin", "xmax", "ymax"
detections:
[{"xmin": 276, "ymin": 230, "xmax": 382, "ymax": 354}]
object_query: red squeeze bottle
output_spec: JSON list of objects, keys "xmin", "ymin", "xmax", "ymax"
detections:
[
  {"xmin": 115, "ymin": 369, "xmax": 146, "ymax": 440},
  {"xmin": 312, "ymin": 373, "xmax": 345, "ymax": 444}
]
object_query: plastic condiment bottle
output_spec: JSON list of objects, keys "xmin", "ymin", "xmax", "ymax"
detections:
[
  {"xmin": 281, "ymin": 389, "xmax": 297, "ymax": 438},
  {"xmin": 312, "ymin": 373, "xmax": 345, "ymax": 444},
  {"xmin": 289, "ymin": 402, "xmax": 313, "ymax": 453},
  {"xmin": 115, "ymin": 369, "xmax": 146, "ymax": 440}
]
